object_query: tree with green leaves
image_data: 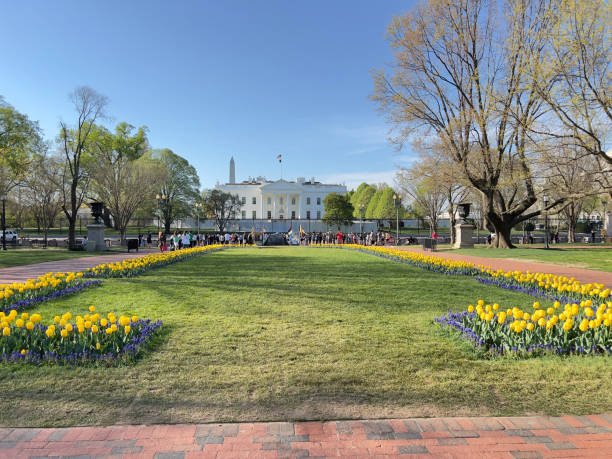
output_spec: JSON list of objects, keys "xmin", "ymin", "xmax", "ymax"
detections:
[
  {"xmin": 374, "ymin": 187, "xmax": 398, "ymax": 222},
  {"xmin": 142, "ymin": 148, "xmax": 200, "ymax": 233},
  {"xmin": 351, "ymin": 183, "xmax": 377, "ymax": 218},
  {"xmin": 0, "ymin": 97, "xmax": 42, "ymax": 198},
  {"xmin": 365, "ymin": 188, "xmax": 382, "ymax": 219},
  {"xmin": 203, "ymin": 189, "xmax": 241, "ymax": 233},
  {"xmin": 89, "ymin": 123, "xmax": 165, "ymax": 243},
  {"xmin": 323, "ymin": 193, "xmax": 354, "ymax": 230},
  {"xmin": 58, "ymin": 86, "xmax": 108, "ymax": 248}
]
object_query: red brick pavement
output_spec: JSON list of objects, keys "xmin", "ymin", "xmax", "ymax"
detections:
[
  {"xmin": 397, "ymin": 247, "xmax": 612, "ymax": 287},
  {"xmin": 2, "ymin": 415, "xmax": 612, "ymax": 458},
  {"xmin": 0, "ymin": 249, "xmax": 159, "ymax": 284}
]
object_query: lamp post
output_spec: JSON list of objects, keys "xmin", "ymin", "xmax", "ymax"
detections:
[
  {"xmin": 1, "ymin": 194, "xmax": 6, "ymax": 251},
  {"xmin": 393, "ymin": 194, "xmax": 402, "ymax": 245},
  {"xmin": 194, "ymin": 202, "xmax": 202, "ymax": 236},
  {"xmin": 359, "ymin": 203, "xmax": 365, "ymax": 238},
  {"xmin": 543, "ymin": 195, "xmax": 549, "ymax": 249},
  {"xmin": 156, "ymin": 193, "xmax": 166, "ymax": 234},
  {"xmin": 602, "ymin": 199, "xmax": 608, "ymax": 242}
]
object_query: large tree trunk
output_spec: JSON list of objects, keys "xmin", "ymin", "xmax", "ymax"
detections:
[
  {"xmin": 568, "ymin": 221, "xmax": 576, "ymax": 243},
  {"xmin": 493, "ymin": 226, "xmax": 514, "ymax": 248},
  {"xmin": 67, "ymin": 181, "xmax": 78, "ymax": 248},
  {"xmin": 486, "ymin": 209, "xmax": 516, "ymax": 248},
  {"xmin": 448, "ymin": 200, "xmax": 456, "ymax": 245}
]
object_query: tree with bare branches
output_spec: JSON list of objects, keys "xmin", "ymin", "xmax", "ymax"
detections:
[
  {"xmin": 531, "ymin": 0, "xmax": 611, "ymax": 181},
  {"xmin": 23, "ymin": 153, "xmax": 63, "ymax": 244},
  {"xmin": 372, "ymin": 0, "xmax": 558, "ymax": 247},
  {"xmin": 58, "ymin": 86, "xmax": 108, "ymax": 248}
]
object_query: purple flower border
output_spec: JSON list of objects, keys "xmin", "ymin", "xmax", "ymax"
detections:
[
  {"xmin": 0, "ymin": 318, "xmax": 163, "ymax": 365},
  {"xmin": 2, "ymin": 280, "xmax": 102, "ymax": 315},
  {"xmin": 434, "ymin": 310, "xmax": 612, "ymax": 357}
]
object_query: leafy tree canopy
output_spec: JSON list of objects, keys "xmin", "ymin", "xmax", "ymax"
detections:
[{"xmin": 323, "ymin": 193, "xmax": 354, "ymax": 229}]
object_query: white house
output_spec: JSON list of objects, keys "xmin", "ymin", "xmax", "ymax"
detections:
[{"xmin": 216, "ymin": 157, "xmax": 347, "ymax": 220}]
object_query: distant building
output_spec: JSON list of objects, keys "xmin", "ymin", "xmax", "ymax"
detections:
[{"xmin": 216, "ymin": 158, "xmax": 346, "ymax": 220}]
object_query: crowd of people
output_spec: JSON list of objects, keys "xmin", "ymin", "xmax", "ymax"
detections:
[
  {"xmin": 143, "ymin": 230, "xmax": 420, "ymax": 252},
  {"xmin": 297, "ymin": 231, "xmax": 418, "ymax": 246},
  {"xmin": 149, "ymin": 231, "xmax": 257, "ymax": 251}
]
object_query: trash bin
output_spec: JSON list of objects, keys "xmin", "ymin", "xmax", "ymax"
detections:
[{"xmin": 127, "ymin": 239, "xmax": 139, "ymax": 252}]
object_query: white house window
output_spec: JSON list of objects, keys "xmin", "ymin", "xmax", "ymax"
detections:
[
  {"xmin": 267, "ymin": 197, "xmax": 271, "ymax": 205},
  {"xmin": 306, "ymin": 211, "xmax": 311, "ymax": 219},
  {"xmin": 279, "ymin": 214, "xmax": 284, "ymax": 219},
  {"xmin": 241, "ymin": 210, "xmax": 246, "ymax": 219},
  {"xmin": 317, "ymin": 197, "xmax": 321, "ymax": 205},
  {"xmin": 291, "ymin": 211, "xmax": 296, "ymax": 219},
  {"xmin": 306, "ymin": 197, "xmax": 311, "ymax": 205},
  {"xmin": 267, "ymin": 211, "xmax": 272, "ymax": 219},
  {"xmin": 317, "ymin": 211, "xmax": 321, "ymax": 219},
  {"xmin": 252, "ymin": 210, "xmax": 256, "ymax": 219},
  {"xmin": 241, "ymin": 197, "xmax": 246, "ymax": 205},
  {"xmin": 252, "ymin": 197, "xmax": 256, "ymax": 205},
  {"xmin": 291, "ymin": 197, "xmax": 296, "ymax": 205}
]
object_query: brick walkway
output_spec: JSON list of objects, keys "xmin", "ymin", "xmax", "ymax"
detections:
[
  {"xmin": 0, "ymin": 250, "xmax": 159, "ymax": 284},
  {"xmin": 3, "ymin": 415, "xmax": 612, "ymax": 458},
  {"xmin": 397, "ymin": 247, "xmax": 612, "ymax": 286}
]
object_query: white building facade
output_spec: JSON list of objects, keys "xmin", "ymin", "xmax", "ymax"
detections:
[{"xmin": 216, "ymin": 158, "xmax": 347, "ymax": 220}]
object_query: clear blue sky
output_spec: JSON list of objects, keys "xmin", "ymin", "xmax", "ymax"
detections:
[{"xmin": 1, "ymin": 0, "xmax": 417, "ymax": 190}]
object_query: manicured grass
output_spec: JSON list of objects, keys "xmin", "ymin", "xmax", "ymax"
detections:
[
  {"xmin": 1, "ymin": 247, "xmax": 610, "ymax": 427},
  {"xmin": 442, "ymin": 247, "xmax": 612, "ymax": 272},
  {"xmin": 0, "ymin": 248, "xmax": 126, "ymax": 269}
]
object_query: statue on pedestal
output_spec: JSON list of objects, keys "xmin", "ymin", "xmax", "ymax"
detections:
[
  {"xmin": 86, "ymin": 202, "xmax": 106, "ymax": 251},
  {"xmin": 454, "ymin": 202, "xmax": 475, "ymax": 249}
]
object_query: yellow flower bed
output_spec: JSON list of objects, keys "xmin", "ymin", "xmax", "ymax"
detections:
[
  {"xmin": 319, "ymin": 244, "xmax": 610, "ymax": 303},
  {"xmin": 0, "ymin": 305, "xmax": 162, "ymax": 364},
  {"xmin": 437, "ymin": 298, "xmax": 612, "ymax": 355},
  {"xmin": 83, "ymin": 244, "xmax": 224, "ymax": 278}
]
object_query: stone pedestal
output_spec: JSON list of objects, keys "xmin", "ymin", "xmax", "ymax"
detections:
[
  {"xmin": 454, "ymin": 222, "xmax": 474, "ymax": 249},
  {"xmin": 86, "ymin": 224, "xmax": 106, "ymax": 251}
]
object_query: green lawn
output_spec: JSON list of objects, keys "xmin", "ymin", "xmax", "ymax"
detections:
[
  {"xmin": 442, "ymin": 247, "xmax": 612, "ymax": 272},
  {"xmin": 1, "ymin": 247, "xmax": 610, "ymax": 427},
  {"xmin": 0, "ymin": 248, "xmax": 127, "ymax": 269}
]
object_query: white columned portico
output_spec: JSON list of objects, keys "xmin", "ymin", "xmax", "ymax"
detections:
[
  {"xmin": 273, "ymin": 193, "xmax": 277, "ymax": 218},
  {"xmin": 260, "ymin": 188, "xmax": 264, "ymax": 219},
  {"xmin": 299, "ymin": 194, "xmax": 304, "ymax": 219}
]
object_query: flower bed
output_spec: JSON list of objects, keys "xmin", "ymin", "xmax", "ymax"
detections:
[
  {"xmin": 2, "ymin": 280, "xmax": 101, "ymax": 315},
  {"xmin": 0, "ymin": 272, "xmax": 91, "ymax": 312},
  {"xmin": 83, "ymin": 244, "xmax": 224, "ymax": 278},
  {"xmin": 0, "ymin": 305, "xmax": 162, "ymax": 365},
  {"xmin": 435, "ymin": 298, "xmax": 612, "ymax": 356},
  {"xmin": 0, "ymin": 245, "xmax": 225, "ymax": 313},
  {"xmin": 318, "ymin": 244, "xmax": 610, "ymax": 304}
]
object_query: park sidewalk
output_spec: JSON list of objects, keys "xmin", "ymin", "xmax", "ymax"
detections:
[
  {"xmin": 2, "ymin": 414, "xmax": 612, "ymax": 458},
  {"xmin": 398, "ymin": 247, "xmax": 612, "ymax": 287},
  {"xmin": 0, "ymin": 249, "xmax": 158, "ymax": 284}
]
